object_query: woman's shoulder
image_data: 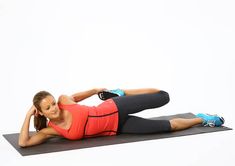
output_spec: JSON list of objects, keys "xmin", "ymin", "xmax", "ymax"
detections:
[{"xmin": 58, "ymin": 95, "xmax": 76, "ymax": 105}]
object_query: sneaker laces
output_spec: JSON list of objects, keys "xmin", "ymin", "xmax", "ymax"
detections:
[
  {"xmin": 204, "ymin": 114, "xmax": 224, "ymax": 127},
  {"xmin": 204, "ymin": 120, "xmax": 216, "ymax": 127}
]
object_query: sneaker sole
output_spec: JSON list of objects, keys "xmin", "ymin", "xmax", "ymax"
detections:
[{"xmin": 98, "ymin": 91, "xmax": 119, "ymax": 100}]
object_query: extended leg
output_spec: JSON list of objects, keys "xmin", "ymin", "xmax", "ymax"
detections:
[
  {"xmin": 119, "ymin": 116, "xmax": 204, "ymax": 134},
  {"xmin": 119, "ymin": 116, "xmax": 172, "ymax": 134},
  {"xmin": 169, "ymin": 118, "xmax": 203, "ymax": 131}
]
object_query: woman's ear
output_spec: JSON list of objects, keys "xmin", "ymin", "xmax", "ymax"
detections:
[
  {"xmin": 35, "ymin": 109, "xmax": 43, "ymax": 116},
  {"xmin": 38, "ymin": 111, "xmax": 43, "ymax": 116}
]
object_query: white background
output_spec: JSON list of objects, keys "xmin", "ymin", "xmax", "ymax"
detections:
[{"xmin": 0, "ymin": 0, "xmax": 235, "ymax": 165}]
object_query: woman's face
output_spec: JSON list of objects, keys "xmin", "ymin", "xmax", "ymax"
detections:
[{"xmin": 39, "ymin": 95, "xmax": 60, "ymax": 120}]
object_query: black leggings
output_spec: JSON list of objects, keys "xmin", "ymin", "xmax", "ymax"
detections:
[{"xmin": 112, "ymin": 90, "xmax": 172, "ymax": 134}]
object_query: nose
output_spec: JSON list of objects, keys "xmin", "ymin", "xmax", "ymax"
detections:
[{"xmin": 51, "ymin": 105, "xmax": 57, "ymax": 112}]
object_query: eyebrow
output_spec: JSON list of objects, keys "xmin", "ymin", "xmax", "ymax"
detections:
[
  {"xmin": 44, "ymin": 100, "xmax": 56, "ymax": 109},
  {"xmin": 42, "ymin": 99, "xmax": 56, "ymax": 108}
]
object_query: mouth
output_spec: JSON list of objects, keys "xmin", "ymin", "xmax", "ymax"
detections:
[{"xmin": 51, "ymin": 110, "xmax": 58, "ymax": 115}]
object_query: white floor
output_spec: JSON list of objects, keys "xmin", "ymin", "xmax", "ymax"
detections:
[{"xmin": 1, "ymin": 0, "xmax": 235, "ymax": 165}]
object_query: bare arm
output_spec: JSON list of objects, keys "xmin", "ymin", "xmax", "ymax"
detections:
[
  {"xmin": 71, "ymin": 88, "xmax": 107, "ymax": 102},
  {"xmin": 18, "ymin": 106, "xmax": 58, "ymax": 147}
]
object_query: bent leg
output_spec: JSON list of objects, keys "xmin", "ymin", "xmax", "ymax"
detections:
[
  {"xmin": 113, "ymin": 90, "xmax": 170, "ymax": 115},
  {"xmin": 113, "ymin": 91, "xmax": 170, "ymax": 131}
]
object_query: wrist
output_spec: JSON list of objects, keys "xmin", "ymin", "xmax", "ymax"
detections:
[{"xmin": 93, "ymin": 88, "xmax": 98, "ymax": 94}]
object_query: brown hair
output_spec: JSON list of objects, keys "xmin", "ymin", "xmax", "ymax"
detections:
[{"xmin": 33, "ymin": 91, "xmax": 52, "ymax": 132}]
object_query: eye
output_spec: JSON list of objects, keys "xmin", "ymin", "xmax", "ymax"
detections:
[
  {"xmin": 52, "ymin": 102, "xmax": 56, "ymax": 106},
  {"xmin": 46, "ymin": 106, "xmax": 50, "ymax": 110}
]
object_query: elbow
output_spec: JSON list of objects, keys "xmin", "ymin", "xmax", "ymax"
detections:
[
  {"xmin": 18, "ymin": 139, "xmax": 29, "ymax": 148},
  {"xmin": 18, "ymin": 141, "xmax": 27, "ymax": 148},
  {"xmin": 58, "ymin": 95, "xmax": 67, "ymax": 102}
]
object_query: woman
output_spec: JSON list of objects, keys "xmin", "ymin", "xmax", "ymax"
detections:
[{"xmin": 19, "ymin": 88, "xmax": 224, "ymax": 147}]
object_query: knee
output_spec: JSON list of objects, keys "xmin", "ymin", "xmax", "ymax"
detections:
[
  {"xmin": 159, "ymin": 90, "xmax": 170, "ymax": 104},
  {"xmin": 169, "ymin": 120, "xmax": 177, "ymax": 131}
]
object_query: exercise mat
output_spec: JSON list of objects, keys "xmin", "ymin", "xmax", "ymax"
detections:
[{"xmin": 3, "ymin": 113, "xmax": 232, "ymax": 156}]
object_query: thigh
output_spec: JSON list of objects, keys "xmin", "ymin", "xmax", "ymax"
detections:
[
  {"xmin": 113, "ymin": 90, "xmax": 170, "ymax": 116},
  {"xmin": 119, "ymin": 115, "xmax": 171, "ymax": 134},
  {"xmin": 113, "ymin": 91, "xmax": 170, "ymax": 132}
]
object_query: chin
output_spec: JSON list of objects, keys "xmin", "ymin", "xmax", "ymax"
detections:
[
  {"xmin": 51, "ymin": 110, "xmax": 60, "ymax": 119},
  {"xmin": 55, "ymin": 110, "xmax": 61, "ymax": 118}
]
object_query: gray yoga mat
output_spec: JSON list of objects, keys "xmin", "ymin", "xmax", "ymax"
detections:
[{"xmin": 3, "ymin": 113, "xmax": 232, "ymax": 156}]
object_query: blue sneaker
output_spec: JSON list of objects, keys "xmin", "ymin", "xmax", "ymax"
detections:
[
  {"xmin": 196, "ymin": 113, "xmax": 225, "ymax": 127},
  {"xmin": 109, "ymin": 89, "xmax": 125, "ymax": 96},
  {"xmin": 98, "ymin": 89, "xmax": 125, "ymax": 100}
]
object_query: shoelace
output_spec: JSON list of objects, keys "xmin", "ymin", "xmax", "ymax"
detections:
[
  {"xmin": 204, "ymin": 120, "xmax": 216, "ymax": 127},
  {"xmin": 206, "ymin": 114, "xmax": 224, "ymax": 127}
]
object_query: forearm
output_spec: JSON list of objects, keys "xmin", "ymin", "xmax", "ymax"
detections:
[
  {"xmin": 123, "ymin": 88, "xmax": 161, "ymax": 96},
  {"xmin": 71, "ymin": 89, "xmax": 97, "ymax": 102},
  {"xmin": 18, "ymin": 114, "xmax": 31, "ymax": 146}
]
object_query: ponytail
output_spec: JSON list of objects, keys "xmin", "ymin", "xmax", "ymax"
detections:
[{"xmin": 34, "ymin": 115, "xmax": 48, "ymax": 132}]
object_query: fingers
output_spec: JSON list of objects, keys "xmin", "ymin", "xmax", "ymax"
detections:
[{"xmin": 27, "ymin": 105, "xmax": 38, "ymax": 117}]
